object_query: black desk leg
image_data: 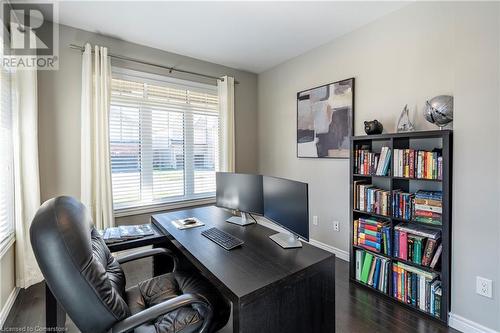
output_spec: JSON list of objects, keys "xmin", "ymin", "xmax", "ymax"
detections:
[
  {"xmin": 45, "ymin": 283, "xmax": 66, "ymax": 330},
  {"xmin": 152, "ymin": 242, "xmax": 173, "ymax": 276}
]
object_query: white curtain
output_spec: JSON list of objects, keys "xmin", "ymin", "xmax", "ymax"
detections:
[
  {"xmin": 13, "ymin": 68, "xmax": 43, "ymax": 288},
  {"xmin": 81, "ymin": 43, "xmax": 114, "ymax": 230},
  {"xmin": 218, "ymin": 76, "xmax": 235, "ymax": 172}
]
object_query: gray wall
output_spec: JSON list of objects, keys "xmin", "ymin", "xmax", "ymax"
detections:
[
  {"xmin": 38, "ymin": 23, "xmax": 258, "ymax": 202},
  {"xmin": 258, "ymin": 2, "xmax": 500, "ymax": 331}
]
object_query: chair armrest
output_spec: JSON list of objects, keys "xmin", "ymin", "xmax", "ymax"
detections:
[
  {"xmin": 110, "ymin": 293, "xmax": 213, "ymax": 333},
  {"xmin": 116, "ymin": 248, "xmax": 179, "ymax": 272}
]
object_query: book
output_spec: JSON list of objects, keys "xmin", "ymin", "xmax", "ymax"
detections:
[
  {"xmin": 392, "ymin": 262, "xmax": 441, "ymax": 317},
  {"xmin": 102, "ymin": 224, "xmax": 155, "ymax": 243},
  {"xmin": 394, "ymin": 190, "xmax": 416, "ymax": 220},
  {"xmin": 354, "ymin": 183, "xmax": 390, "ymax": 216},
  {"xmin": 393, "ymin": 148, "xmax": 443, "ymax": 180},
  {"xmin": 372, "ymin": 258, "xmax": 381, "ymax": 288},
  {"xmin": 394, "ymin": 224, "xmax": 441, "ymax": 240},
  {"xmin": 430, "ymin": 244, "xmax": 443, "ymax": 269},
  {"xmin": 118, "ymin": 224, "xmax": 154, "ymax": 239},
  {"xmin": 355, "ymin": 250, "xmax": 365, "ymax": 280},
  {"xmin": 367, "ymin": 256, "xmax": 378, "ymax": 285},
  {"xmin": 422, "ymin": 239, "xmax": 437, "ymax": 266},
  {"xmin": 354, "ymin": 147, "xmax": 391, "ymax": 176},
  {"xmin": 360, "ymin": 252, "xmax": 374, "ymax": 283},
  {"xmin": 411, "ymin": 235, "xmax": 425, "ymax": 264},
  {"xmin": 399, "ymin": 231, "xmax": 408, "ymax": 260},
  {"xmin": 355, "ymin": 218, "xmax": 391, "ymax": 254}
]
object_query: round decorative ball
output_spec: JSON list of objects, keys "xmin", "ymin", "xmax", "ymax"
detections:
[
  {"xmin": 424, "ymin": 95, "xmax": 453, "ymax": 129},
  {"xmin": 364, "ymin": 120, "xmax": 383, "ymax": 135}
]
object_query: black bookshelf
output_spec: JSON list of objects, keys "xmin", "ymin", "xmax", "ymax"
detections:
[{"xmin": 349, "ymin": 130, "xmax": 452, "ymax": 325}]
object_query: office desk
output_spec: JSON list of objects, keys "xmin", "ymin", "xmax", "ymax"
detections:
[{"xmin": 152, "ymin": 205, "xmax": 335, "ymax": 333}]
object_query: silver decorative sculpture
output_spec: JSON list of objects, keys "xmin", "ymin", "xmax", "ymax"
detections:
[
  {"xmin": 397, "ymin": 104, "xmax": 415, "ymax": 132},
  {"xmin": 424, "ymin": 95, "xmax": 453, "ymax": 129}
]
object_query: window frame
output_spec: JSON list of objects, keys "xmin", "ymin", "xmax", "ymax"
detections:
[
  {"xmin": 110, "ymin": 68, "xmax": 219, "ymax": 216},
  {"xmin": 0, "ymin": 66, "xmax": 15, "ymax": 254}
]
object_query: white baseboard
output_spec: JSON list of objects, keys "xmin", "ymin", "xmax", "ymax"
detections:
[
  {"xmin": 0, "ymin": 287, "xmax": 19, "ymax": 328},
  {"xmin": 308, "ymin": 239, "xmax": 350, "ymax": 262},
  {"xmin": 449, "ymin": 313, "xmax": 499, "ymax": 333}
]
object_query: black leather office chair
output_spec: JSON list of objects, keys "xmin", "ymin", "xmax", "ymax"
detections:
[{"xmin": 30, "ymin": 196, "xmax": 230, "ymax": 333}]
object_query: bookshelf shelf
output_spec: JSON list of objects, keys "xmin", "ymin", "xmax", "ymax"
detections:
[
  {"xmin": 353, "ymin": 209, "xmax": 391, "ymax": 219},
  {"xmin": 392, "ymin": 258, "xmax": 441, "ymax": 275},
  {"xmin": 352, "ymin": 280, "xmax": 444, "ymax": 324},
  {"xmin": 392, "ymin": 176, "xmax": 442, "ymax": 182},
  {"xmin": 350, "ymin": 130, "xmax": 452, "ymax": 326},
  {"xmin": 353, "ymin": 279, "xmax": 390, "ymax": 296},
  {"xmin": 353, "ymin": 174, "xmax": 392, "ymax": 179},
  {"xmin": 353, "ymin": 245, "xmax": 391, "ymax": 260},
  {"xmin": 354, "ymin": 210, "xmax": 443, "ymax": 229}
]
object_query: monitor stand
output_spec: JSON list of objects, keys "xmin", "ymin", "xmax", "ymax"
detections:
[
  {"xmin": 226, "ymin": 212, "xmax": 255, "ymax": 226},
  {"xmin": 269, "ymin": 232, "xmax": 302, "ymax": 249}
]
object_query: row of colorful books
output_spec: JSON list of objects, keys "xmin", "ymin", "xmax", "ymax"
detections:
[
  {"xmin": 354, "ymin": 147, "xmax": 391, "ymax": 176},
  {"xmin": 393, "ymin": 149, "xmax": 443, "ymax": 180},
  {"xmin": 394, "ymin": 224, "xmax": 442, "ymax": 268},
  {"xmin": 353, "ymin": 218, "xmax": 391, "ymax": 255},
  {"xmin": 392, "ymin": 262, "xmax": 442, "ymax": 318},
  {"xmin": 392, "ymin": 191, "xmax": 414, "ymax": 220},
  {"xmin": 355, "ymin": 183, "xmax": 443, "ymax": 225},
  {"xmin": 414, "ymin": 190, "xmax": 442, "ymax": 225},
  {"xmin": 353, "ymin": 182, "xmax": 390, "ymax": 216},
  {"xmin": 355, "ymin": 250, "xmax": 390, "ymax": 294}
]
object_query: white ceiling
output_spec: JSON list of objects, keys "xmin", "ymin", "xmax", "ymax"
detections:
[{"xmin": 50, "ymin": 1, "xmax": 409, "ymax": 73}]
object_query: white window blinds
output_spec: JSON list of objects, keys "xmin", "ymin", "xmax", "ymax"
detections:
[
  {"xmin": 0, "ymin": 63, "xmax": 15, "ymax": 244},
  {"xmin": 110, "ymin": 70, "xmax": 219, "ymax": 211}
]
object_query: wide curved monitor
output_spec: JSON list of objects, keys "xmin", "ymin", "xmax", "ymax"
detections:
[{"xmin": 263, "ymin": 176, "xmax": 309, "ymax": 242}]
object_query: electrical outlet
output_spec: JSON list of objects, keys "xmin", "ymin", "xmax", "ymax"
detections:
[
  {"xmin": 476, "ymin": 276, "xmax": 493, "ymax": 298},
  {"xmin": 312, "ymin": 216, "xmax": 319, "ymax": 226},
  {"xmin": 333, "ymin": 220, "xmax": 340, "ymax": 232}
]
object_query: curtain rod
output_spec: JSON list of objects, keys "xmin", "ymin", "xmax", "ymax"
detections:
[{"xmin": 69, "ymin": 44, "xmax": 239, "ymax": 84}]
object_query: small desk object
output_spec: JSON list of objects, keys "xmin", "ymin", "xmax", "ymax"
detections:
[{"xmin": 152, "ymin": 205, "xmax": 336, "ymax": 333}]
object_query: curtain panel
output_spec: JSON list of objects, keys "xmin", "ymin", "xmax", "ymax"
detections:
[
  {"xmin": 217, "ymin": 76, "xmax": 235, "ymax": 172},
  {"xmin": 81, "ymin": 44, "xmax": 114, "ymax": 229},
  {"xmin": 13, "ymin": 68, "xmax": 43, "ymax": 288}
]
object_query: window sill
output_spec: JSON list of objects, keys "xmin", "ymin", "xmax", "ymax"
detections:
[
  {"xmin": 114, "ymin": 197, "xmax": 216, "ymax": 218},
  {"xmin": 0, "ymin": 233, "xmax": 15, "ymax": 259}
]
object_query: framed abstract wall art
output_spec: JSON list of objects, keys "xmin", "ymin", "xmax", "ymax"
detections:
[{"xmin": 297, "ymin": 78, "xmax": 354, "ymax": 158}]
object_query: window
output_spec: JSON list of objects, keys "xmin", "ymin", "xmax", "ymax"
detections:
[
  {"xmin": 110, "ymin": 70, "xmax": 220, "ymax": 211},
  {"xmin": 0, "ymin": 62, "xmax": 15, "ymax": 244}
]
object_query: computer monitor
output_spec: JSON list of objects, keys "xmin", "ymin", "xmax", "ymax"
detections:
[
  {"xmin": 216, "ymin": 172, "xmax": 264, "ymax": 226},
  {"xmin": 263, "ymin": 176, "xmax": 309, "ymax": 248}
]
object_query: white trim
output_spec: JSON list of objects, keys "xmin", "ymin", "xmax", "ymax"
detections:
[
  {"xmin": 0, "ymin": 287, "xmax": 19, "ymax": 328},
  {"xmin": 0, "ymin": 234, "xmax": 15, "ymax": 259},
  {"xmin": 112, "ymin": 67, "xmax": 217, "ymax": 92},
  {"xmin": 114, "ymin": 197, "xmax": 216, "ymax": 218},
  {"xmin": 449, "ymin": 313, "xmax": 500, "ymax": 333},
  {"xmin": 308, "ymin": 239, "xmax": 350, "ymax": 262}
]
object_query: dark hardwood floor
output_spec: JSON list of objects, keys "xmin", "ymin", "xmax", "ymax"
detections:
[{"xmin": 3, "ymin": 256, "xmax": 459, "ymax": 333}]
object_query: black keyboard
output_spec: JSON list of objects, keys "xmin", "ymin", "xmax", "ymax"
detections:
[{"xmin": 201, "ymin": 227, "xmax": 244, "ymax": 250}]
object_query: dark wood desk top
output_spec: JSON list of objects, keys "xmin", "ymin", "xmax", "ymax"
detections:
[{"xmin": 152, "ymin": 205, "xmax": 334, "ymax": 301}]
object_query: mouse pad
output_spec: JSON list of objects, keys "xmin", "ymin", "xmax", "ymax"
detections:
[{"xmin": 171, "ymin": 217, "xmax": 205, "ymax": 230}]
